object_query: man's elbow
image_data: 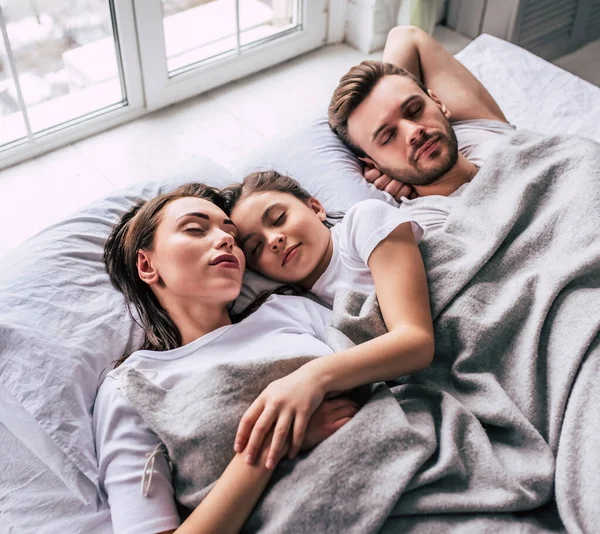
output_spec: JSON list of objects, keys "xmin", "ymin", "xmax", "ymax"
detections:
[{"xmin": 386, "ymin": 25, "xmax": 423, "ymax": 50}]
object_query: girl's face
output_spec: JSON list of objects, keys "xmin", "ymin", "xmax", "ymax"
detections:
[
  {"xmin": 138, "ymin": 197, "xmax": 245, "ymax": 304},
  {"xmin": 229, "ymin": 191, "xmax": 332, "ymax": 286}
]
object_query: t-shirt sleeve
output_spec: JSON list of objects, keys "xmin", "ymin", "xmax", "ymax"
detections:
[
  {"xmin": 340, "ymin": 198, "xmax": 424, "ymax": 265},
  {"xmin": 94, "ymin": 375, "xmax": 181, "ymax": 534},
  {"xmin": 272, "ymin": 294, "xmax": 333, "ymax": 346}
]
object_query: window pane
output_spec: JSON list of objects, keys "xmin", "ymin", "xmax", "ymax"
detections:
[
  {"xmin": 0, "ymin": 23, "xmax": 27, "ymax": 147},
  {"xmin": 162, "ymin": 0, "xmax": 301, "ymax": 75},
  {"xmin": 3, "ymin": 0, "xmax": 125, "ymax": 135},
  {"xmin": 240, "ymin": 0, "xmax": 298, "ymax": 47}
]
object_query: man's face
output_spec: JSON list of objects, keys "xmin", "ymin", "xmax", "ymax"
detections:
[{"xmin": 347, "ymin": 74, "xmax": 459, "ymax": 186}]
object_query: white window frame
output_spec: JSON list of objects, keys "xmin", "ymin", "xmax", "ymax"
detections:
[
  {"xmin": 0, "ymin": 1, "xmax": 144, "ymax": 170},
  {"xmin": 134, "ymin": 0, "xmax": 328, "ymax": 110},
  {"xmin": 1, "ymin": 0, "xmax": 339, "ymax": 170}
]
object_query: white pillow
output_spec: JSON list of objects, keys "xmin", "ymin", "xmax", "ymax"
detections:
[
  {"xmin": 0, "ymin": 157, "xmax": 234, "ymax": 504},
  {"xmin": 232, "ymin": 117, "xmax": 399, "ymax": 213}
]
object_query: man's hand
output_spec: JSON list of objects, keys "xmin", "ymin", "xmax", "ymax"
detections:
[
  {"xmin": 363, "ymin": 162, "xmax": 417, "ymax": 201},
  {"xmin": 301, "ymin": 397, "xmax": 358, "ymax": 451}
]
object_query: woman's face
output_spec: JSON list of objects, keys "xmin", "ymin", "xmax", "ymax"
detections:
[
  {"xmin": 229, "ymin": 191, "xmax": 331, "ymax": 285},
  {"xmin": 138, "ymin": 197, "xmax": 245, "ymax": 304}
]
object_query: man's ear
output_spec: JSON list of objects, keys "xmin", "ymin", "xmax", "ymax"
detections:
[
  {"xmin": 358, "ymin": 155, "xmax": 379, "ymax": 170},
  {"xmin": 307, "ymin": 197, "xmax": 328, "ymax": 222},
  {"xmin": 137, "ymin": 249, "xmax": 160, "ymax": 286},
  {"xmin": 427, "ymin": 89, "xmax": 451, "ymax": 120}
]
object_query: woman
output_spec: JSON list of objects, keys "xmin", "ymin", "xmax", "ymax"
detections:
[{"xmin": 94, "ymin": 183, "xmax": 358, "ymax": 534}]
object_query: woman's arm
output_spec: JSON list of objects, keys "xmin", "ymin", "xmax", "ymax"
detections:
[{"xmin": 168, "ymin": 434, "xmax": 283, "ymax": 534}]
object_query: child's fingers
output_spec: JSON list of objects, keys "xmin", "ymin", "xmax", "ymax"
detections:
[
  {"xmin": 266, "ymin": 411, "xmax": 293, "ymax": 470},
  {"xmin": 288, "ymin": 414, "xmax": 309, "ymax": 460},
  {"xmin": 244, "ymin": 408, "xmax": 276, "ymax": 465},
  {"xmin": 330, "ymin": 399, "xmax": 358, "ymax": 412},
  {"xmin": 235, "ymin": 399, "xmax": 264, "ymax": 453}
]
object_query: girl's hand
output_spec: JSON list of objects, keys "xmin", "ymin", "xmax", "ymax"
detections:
[
  {"xmin": 301, "ymin": 397, "xmax": 358, "ymax": 451},
  {"xmin": 234, "ymin": 365, "xmax": 326, "ymax": 469}
]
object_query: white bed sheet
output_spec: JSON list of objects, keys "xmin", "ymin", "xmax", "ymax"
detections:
[
  {"xmin": 0, "ymin": 423, "xmax": 112, "ymax": 534},
  {"xmin": 456, "ymin": 35, "xmax": 600, "ymax": 142}
]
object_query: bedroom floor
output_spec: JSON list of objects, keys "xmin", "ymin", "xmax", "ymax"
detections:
[{"xmin": 0, "ymin": 28, "xmax": 599, "ymax": 259}]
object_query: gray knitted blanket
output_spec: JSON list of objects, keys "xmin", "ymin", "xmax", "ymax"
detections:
[{"xmin": 123, "ymin": 131, "xmax": 600, "ymax": 533}]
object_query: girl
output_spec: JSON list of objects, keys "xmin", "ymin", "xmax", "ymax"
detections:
[
  {"xmin": 95, "ymin": 183, "xmax": 359, "ymax": 534},
  {"xmin": 223, "ymin": 171, "xmax": 434, "ymax": 471}
]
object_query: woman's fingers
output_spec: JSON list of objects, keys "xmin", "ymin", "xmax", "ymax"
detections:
[
  {"xmin": 266, "ymin": 411, "xmax": 293, "ymax": 470},
  {"xmin": 330, "ymin": 417, "xmax": 353, "ymax": 431},
  {"xmin": 289, "ymin": 414, "xmax": 309, "ymax": 460},
  {"xmin": 234, "ymin": 400, "xmax": 264, "ymax": 453},
  {"xmin": 243, "ymin": 407, "xmax": 276, "ymax": 465},
  {"xmin": 330, "ymin": 404, "xmax": 358, "ymax": 422}
]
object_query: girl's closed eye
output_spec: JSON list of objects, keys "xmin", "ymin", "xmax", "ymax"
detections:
[{"xmin": 273, "ymin": 213, "xmax": 286, "ymax": 225}]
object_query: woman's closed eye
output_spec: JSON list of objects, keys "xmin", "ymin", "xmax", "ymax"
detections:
[
  {"xmin": 273, "ymin": 213, "xmax": 286, "ymax": 226},
  {"xmin": 184, "ymin": 224, "xmax": 206, "ymax": 233}
]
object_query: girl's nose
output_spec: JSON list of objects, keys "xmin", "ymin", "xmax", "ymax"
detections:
[{"xmin": 269, "ymin": 234, "xmax": 285, "ymax": 252}]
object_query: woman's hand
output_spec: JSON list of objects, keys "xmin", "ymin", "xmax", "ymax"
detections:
[
  {"xmin": 301, "ymin": 397, "xmax": 358, "ymax": 451},
  {"xmin": 234, "ymin": 364, "xmax": 327, "ymax": 469}
]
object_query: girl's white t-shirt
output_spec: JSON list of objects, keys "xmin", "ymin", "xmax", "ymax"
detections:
[
  {"xmin": 93, "ymin": 294, "xmax": 333, "ymax": 534},
  {"xmin": 312, "ymin": 199, "xmax": 424, "ymax": 307}
]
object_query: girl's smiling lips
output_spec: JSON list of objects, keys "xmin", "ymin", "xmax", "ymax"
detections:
[
  {"xmin": 210, "ymin": 253, "xmax": 240, "ymax": 269},
  {"xmin": 282, "ymin": 243, "xmax": 300, "ymax": 266}
]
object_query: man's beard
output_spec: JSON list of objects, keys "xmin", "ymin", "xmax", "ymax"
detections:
[{"xmin": 380, "ymin": 121, "xmax": 459, "ymax": 186}]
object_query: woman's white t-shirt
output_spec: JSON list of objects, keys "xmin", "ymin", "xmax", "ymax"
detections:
[
  {"xmin": 93, "ymin": 294, "xmax": 333, "ymax": 534},
  {"xmin": 312, "ymin": 199, "xmax": 424, "ymax": 307}
]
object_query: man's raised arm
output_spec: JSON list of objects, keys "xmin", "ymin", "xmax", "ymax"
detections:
[{"xmin": 382, "ymin": 26, "xmax": 507, "ymax": 124}]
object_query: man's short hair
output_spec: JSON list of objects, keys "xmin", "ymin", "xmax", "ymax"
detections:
[{"xmin": 328, "ymin": 60, "xmax": 428, "ymax": 157}]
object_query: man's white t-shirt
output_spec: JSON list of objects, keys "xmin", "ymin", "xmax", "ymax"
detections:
[
  {"xmin": 311, "ymin": 199, "xmax": 424, "ymax": 307},
  {"xmin": 93, "ymin": 294, "xmax": 333, "ymax": 534},
  {"xmin": 398, "ymin": 119, "xmax": 516, "ymax": 231}
]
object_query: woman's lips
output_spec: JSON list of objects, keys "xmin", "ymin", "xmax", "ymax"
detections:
[
  {"xmin": 282, "ymin": 244, "xmax": 300, "ymax": 266},
  {"xmin": 211, "ymin": 254, "xmax": 240, "ymax": 269}
]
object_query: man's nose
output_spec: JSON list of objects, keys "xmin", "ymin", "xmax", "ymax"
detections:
[
  {"xmin": 406, "ymin": 122, "xmax": 425, "ymax": 147},
  {"xmin": 268, "ymin": 233, "xmax": 285, "ymax": 252}
]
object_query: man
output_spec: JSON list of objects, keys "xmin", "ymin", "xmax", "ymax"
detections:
[{"xmin": 328, "ymin": 25, "xmax": 515, "ymax": 202}]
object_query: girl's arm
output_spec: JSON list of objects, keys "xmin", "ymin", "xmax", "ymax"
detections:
[
  {"xmin": 237, "ymin": 223, "xmax": 434, "ymax": 467},
  {"xmin": 307, "ymin": 222, "xmax": 434, "ymax": 393}
]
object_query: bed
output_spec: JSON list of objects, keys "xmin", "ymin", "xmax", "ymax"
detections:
[{"xmin": 1, "ymin": 34, "xmax": 599, "ymax": 533}]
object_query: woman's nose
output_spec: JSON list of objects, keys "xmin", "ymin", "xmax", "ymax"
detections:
[
  {"xmin": 269, "ymin": 234, "xmax": 285, "ymax": 252},
  {"xmin": 217, "ymin": 231, "xmax": 235, "ymax": 249}
]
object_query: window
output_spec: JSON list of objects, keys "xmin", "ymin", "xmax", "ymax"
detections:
[{"xmin": 0, "ymin": 0, "xmax": 327, "ymax": 169}]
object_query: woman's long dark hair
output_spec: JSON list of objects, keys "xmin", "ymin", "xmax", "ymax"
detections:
[
  {"xmin": 221, "ymin": 170, "xmax": 344, "ymax": 228},
  {"xmin": 104, "ymin": 182, "xmax": 280, "ymax": 368}
]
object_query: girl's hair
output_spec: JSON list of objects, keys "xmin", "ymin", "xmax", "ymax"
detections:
[
  {"xmin": 221, "ymin": 170, "xmax": 344, "ymax": 228},
  {"xmin": 104, "ymin": 182, "xmax": 272, "ymax": 368}
]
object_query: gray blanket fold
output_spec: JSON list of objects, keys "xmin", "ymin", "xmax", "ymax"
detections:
[{"xmin": 124, "ymin": 130, "xmax": 600, "ymax": 533}]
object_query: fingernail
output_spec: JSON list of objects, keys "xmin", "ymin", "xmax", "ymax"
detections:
[
  {"xmin": 245, "ymin": 455, "xmax": 253, "ymax": 465},
  {"xmin": 266, "ymin": 459, "xmax": 273, "ymax": 470},
  {"xmin": 234, "ymin": 442, "xmax": 241, "ymax": 453}
]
